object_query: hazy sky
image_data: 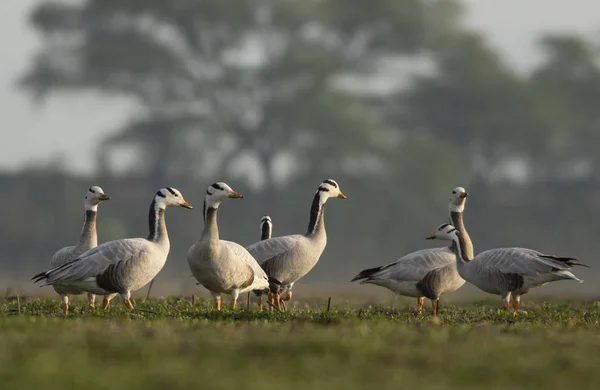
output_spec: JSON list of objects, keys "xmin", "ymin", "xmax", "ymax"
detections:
[{"xmin": 1, "ymin": 0, "xmax": 599, "ymax": 175}]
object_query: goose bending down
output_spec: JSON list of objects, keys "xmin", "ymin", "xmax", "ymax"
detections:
[
  {"xmin": 426, "ymin": 223, "xmax": 588, "ymax": 312},
  {"xmin": 48, "ymin": 186, "xmax": 112, "ymax": 315},
  {"xmin": 187, "ymin": 182, "xmax": 270, "ymax": 311},
  {"xmin": 246, "ymin": 179, "xmax": 347, "ymax": 310},
  {"xmin": 351, "ymin": 187, "xmax": 471, "ymax": 316},
  {"xmin": 33, "ymin": 187, "xmax": 193, "ymax": 309}
]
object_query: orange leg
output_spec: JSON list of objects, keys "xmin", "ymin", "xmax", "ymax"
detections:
[
  {"xmin": 432, "ymin": 299, "xmax": 439, "ymax": 317},
  {"xmin": 123, "ymin": 299, "xmax": 135, "ymax": 310},
  {"xmin": 124, "ymin": 299, "xmax": 135, "ymax": 310},
  {"xmin": 231, "ymin": 298, "xmax": 237, "ymax": 310},
  {"xmin": 102, "ymin": 298, "xmax": 110, "ymax": 310},
  {"xmin": 502, "ymin": 294, "xmax": 511, "ymax": 312},
  {"xmin": 274, "ymin": 293, "xmax": 281, "ymax": 310},
  {"xmin": 63, "ymin": 303, "xmax": 69, "ymax": 316},
  {"xmin": 416, "ymin": 297, "xmax": 424, "ymax": 315},
  {"xmin": 258, "ymin": 296, "xmax": 263, "ymax": 311},
  {"xmin": 215, "ymin": 296, "xmax": 222, "ymax": 311},
  {"xmin": 87, "ymin": 293, "xmax": 95, "ymax": 309},
  {"xmin": 268, "ymin": 292, "xmax": 274, "ymax": 311},
  {"xmin": 513, "ymin": 295, "xmax": 521, "ymax": 313}
]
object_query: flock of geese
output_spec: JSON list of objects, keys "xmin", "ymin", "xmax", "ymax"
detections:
[{"xmin": 33, "ymin": 181, "xmax": 587, "ymax": 316}]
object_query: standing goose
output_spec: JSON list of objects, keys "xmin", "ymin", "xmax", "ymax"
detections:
[
  {"xmin": 351, "ymin": 187, "xmax": 471, "ymax": 316},
  {"xmin": 426, "ymin": 223, "xmax": 587, "ymax": 312},
  {"xmin": 49, "ymin": 186, "xmax": 111, "ymax": 315},
  {"xmin": 246, "ymin": 179, "xmax": 347, "ymax": 310},
  {"xmin": 33, "ymin": 187, "xmax": 193, "ymax": 309},
  {"xmin": 187, "ymin": 182, "xmax": 270, "ymax": 311}
]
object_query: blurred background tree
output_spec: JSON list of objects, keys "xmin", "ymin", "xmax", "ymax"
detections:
[{"xmin": 4, "ymin": 0, "xmax": 600, "ymax": 294}]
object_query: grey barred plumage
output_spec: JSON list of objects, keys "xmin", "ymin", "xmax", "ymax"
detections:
[
  {"xmin": 46, "ymin": 186, "xmax": 113, "ymax": 315},
  {"xmin": 33, "ymin": 187, "xmax": 193, "ymax": 310},
  {"xmin": 187, "ymin": 182, "xmax": 269, "ymax": 311},
  {"xmin": 352, "ymin": 186, "xmax": 471, "ymax": 316},
  {"xmin": 428, "ymin": 223, "xmax": 587, "ymax": 312},
  {"xmin": 246, "ymin": 179, "xmax": 346, "ymax": 310}
]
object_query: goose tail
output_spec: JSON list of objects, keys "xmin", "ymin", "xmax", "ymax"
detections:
[
  {"xmin": 539, "ymin": 255, "xmax": 590, "ymax": 268},
  {"xmin": 351, "ymin": 266, "xmax": 384, "ymax": 282},
  {"xmin": 31, "ymin": 270, "xmax": 50, "ymax": 285}
]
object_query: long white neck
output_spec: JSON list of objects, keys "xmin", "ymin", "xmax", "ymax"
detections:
[
  {"xmin": 84, "ymin": 202, "xmax": 98, "ymax": 212},
  {"xmin": 449, "ymin": 202, "xmax": 464, "ymax": 213}
]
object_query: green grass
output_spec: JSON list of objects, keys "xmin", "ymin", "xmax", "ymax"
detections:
[{"xmin": 1, "ymin": 298, "xmax": 600, "ymax": 390}]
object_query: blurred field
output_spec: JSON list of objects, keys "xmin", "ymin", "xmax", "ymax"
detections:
[{"xmin": 1, "ymin": 298, "xmax": 600, "ymax": 390}]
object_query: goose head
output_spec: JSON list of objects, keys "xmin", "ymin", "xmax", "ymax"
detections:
[
  {"xmin": 154, "ymin": 187, "xmax": 193, "ymax": 210},
  {"xmin": 316, "ymin": 179, "xmax": 347, "ymax": 203},
  {"xmin": 204, "ymin": 182, "xmax": 243, "ymax": 209},
  {"xmin": 426, "ymin": 223, "xmax": 459, "ymax": 242},
  {"xmin": 84, "ymin": 186, "xmax": 110, "ymax": 211},
  {"xmin": 448, "ymin": 186, "xmax": 468, "ymax": 213}
]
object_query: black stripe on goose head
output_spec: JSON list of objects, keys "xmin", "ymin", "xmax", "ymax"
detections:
[
  {"xmin": 166, "ymin": 187, "xmax": 178, "ymax": 196},
  {"xmin": 323, "ymin": 179, "xmax": 338, "ymax": 188},
  {"xmin": 88, "ymin": 187, "xmax": 96, "ymax": 194},
  {"xmin": 156, "ymin": 190, "xmax": 166, "ymax": 198}
]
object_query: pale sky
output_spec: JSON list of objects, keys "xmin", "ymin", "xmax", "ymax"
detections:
[{"xmin": 1, "ymin": 0, "xmax": 599, "ymax": 175}]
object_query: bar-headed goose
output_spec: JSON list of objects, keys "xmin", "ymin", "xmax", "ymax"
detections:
[
  {"xmin": 48, "ymin": 186, "xmax": 112, "ymax": 315},
  {"xmin": 246, "ymin": 179, "xmax": 347, "ymax": 310},
  {"xmin": 426, "ymin": 223, "xmax": 587, "ymax": 312},
  {"xmin": 33, "ymin": 187, "xmax": 193, "ymax": 309},
  {"xmin": 351, "ymin": 187, "xmax": 470, "ymax": 316},
  {"xmin": 187, "ymin": 182, "xmax": 270, "ymax": 311}
]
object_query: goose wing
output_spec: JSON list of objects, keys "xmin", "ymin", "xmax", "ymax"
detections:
[
  {"xmin": 34, "ymin": 238, "xmax": 149, "ymax": 286},
  {"xmin": 354, "ymin": 247, "xmax": 455, "ymax": 282},
  {"xmin": 49, "ymin": 245, "xmax": 78, "ymax": 268},
  {"xmin": 474, "ymin": 248, "xmax": 584, "ymax": 276},
  {"xmin": 246, "ymin": 235, "xmax": 302, "ymax": 264},
  {"xmin": 222, "ymin": 240, "xmax": 269, "ymax": 291}
]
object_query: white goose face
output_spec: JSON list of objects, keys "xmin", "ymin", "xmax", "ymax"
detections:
[
  {"xmin": 84, "ymin": 186, "xmax": 110, "ymax": 210},
  {"xmin": 155, "ymin": 187, "xmax": 193, "ymax": 209},
  {"xmin": 426, "ymin": 223, "xmax": 459, "ymax": 241},
  {"xmin": 448, "ymin": 186, "xmax": 468, "ymax": 212},
  {"xmin": 205, "ymin": 182, "xmax": 243, "ymax": 207},
  {"xmin": 317, "ymin": 179, "xmax": 347, "ymax": 200}
]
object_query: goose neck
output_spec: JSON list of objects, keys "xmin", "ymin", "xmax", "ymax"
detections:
[
  {"xmin": 202, "ymin": 201, "xmax": 220, "ymax": 244},
  {"xmin": 261, "ymin": 222, "xmax": 272, "ymax": 241},
  {"xmin": 76, "ymin": 210, "xmax": 98, "ymax": 249},
  {"xmin": 451, "ymin": 234, "xmax": 472, "ymax": 264},
  {"xmin": 306, "ymin": 193, "xmax": 326, "ymax": 237},
  {"xmin": 147, "ymin": 200, "xmax": 168, "ymax": 244},
  {"xmin": 450, "ymin": 211, "xmax": 474, "ymax": 259}
]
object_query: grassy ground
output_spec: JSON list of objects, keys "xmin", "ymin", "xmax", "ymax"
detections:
[{"xmin": 1, "ymin": 298, "xmax": 600, "ymax": 390}]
